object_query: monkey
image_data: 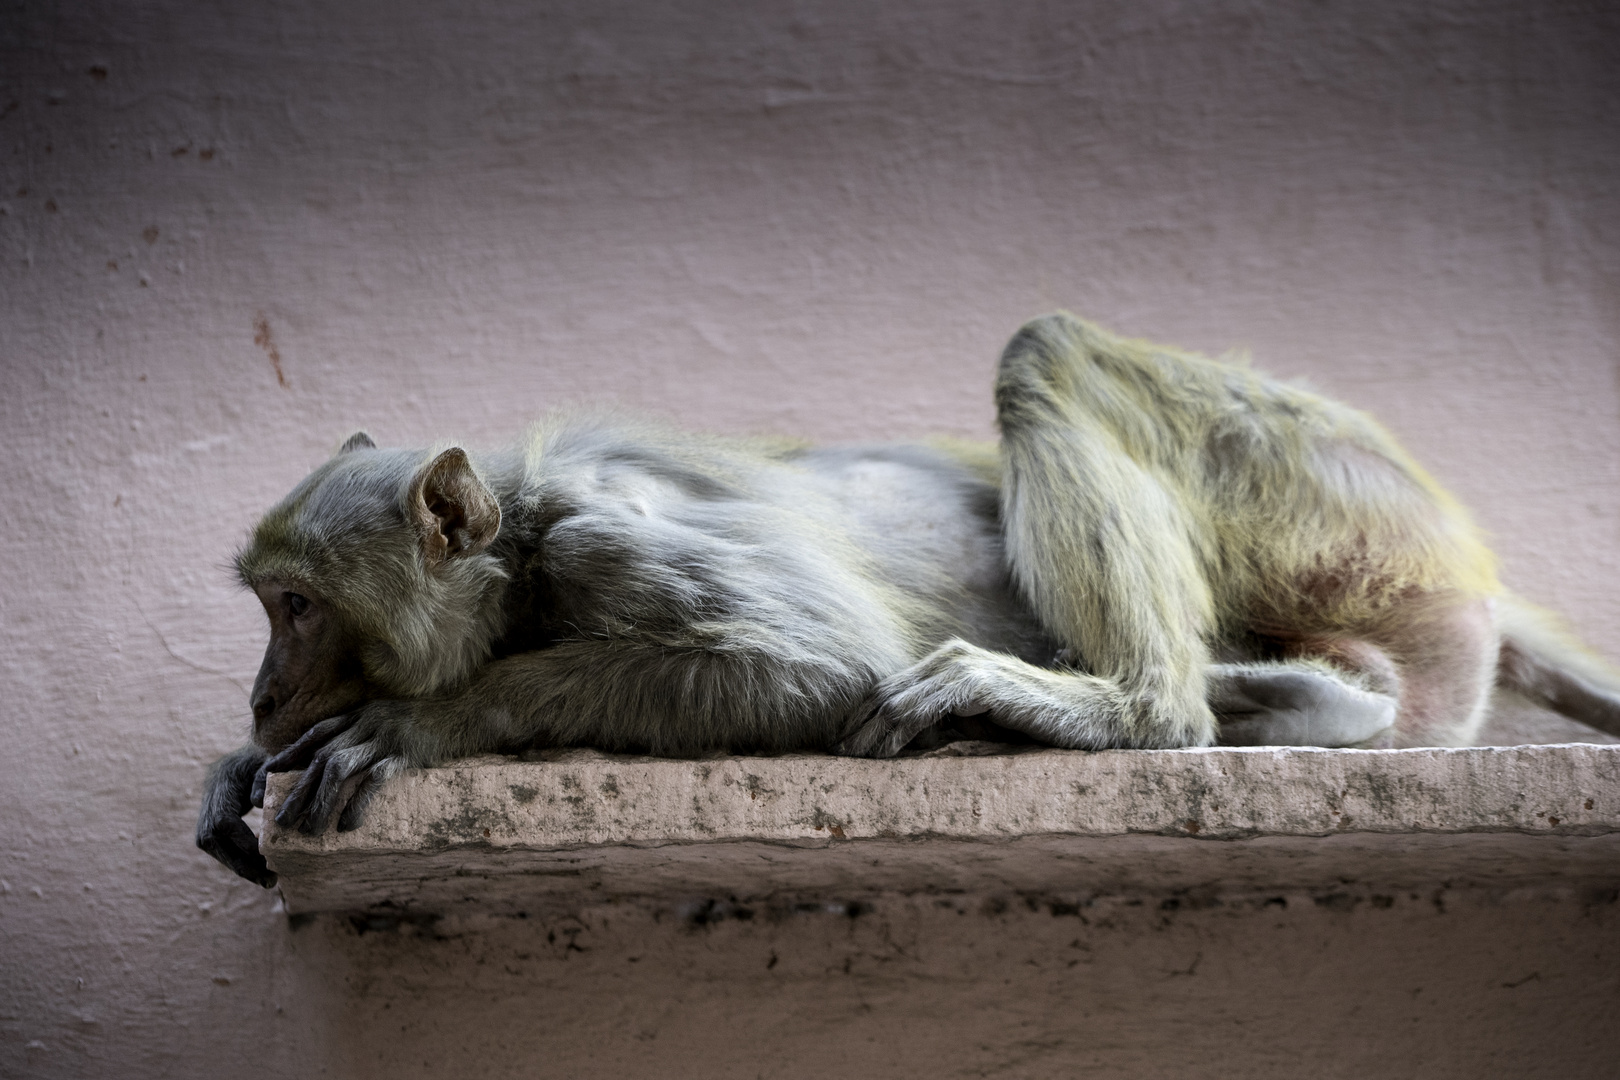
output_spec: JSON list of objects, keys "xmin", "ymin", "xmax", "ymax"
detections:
[{"xmin": 198, "ymin": 313, "xmax": 1620, "ymax": 886}]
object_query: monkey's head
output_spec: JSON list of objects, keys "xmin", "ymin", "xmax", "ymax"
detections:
[{"xmin": 234, "ymin": 431, "xmax": 507, "ymax": 751}]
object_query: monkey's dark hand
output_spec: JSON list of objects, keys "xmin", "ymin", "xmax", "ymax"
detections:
[
  {"xmin": 258, "ymin": 700, "xmax": 422, "ymax": 834},
  {"xmin": 196, "ymin": 744, "xmax": 278, "ymax": 888}
]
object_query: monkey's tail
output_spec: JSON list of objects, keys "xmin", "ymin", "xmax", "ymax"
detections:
[{"xmin": 1494, "ymin": 593, "xmax": 1620, "ymax": 737}]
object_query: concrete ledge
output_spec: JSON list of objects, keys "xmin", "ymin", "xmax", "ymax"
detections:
[{"xmin": 262, "ymin": 744, "xmax": 1620, "ymax": 915}]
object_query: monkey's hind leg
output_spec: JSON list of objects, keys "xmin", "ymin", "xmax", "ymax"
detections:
[
  {"xmin": 835, "ymin": 640, "xmax": 1237, "ymax": 756},
  {"xmin": 834, "ymin": 640, "xmax": 1127, "ymax": 756},
  {"xmin": 833, "ymin": 645, "xmax": 1401, "ymax": 757}
]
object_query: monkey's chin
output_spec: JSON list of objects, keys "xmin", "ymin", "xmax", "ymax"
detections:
[
  {"xmin": 252, "ymin": 710, "xmax": 339, "ymax": 754},
  {"xmin": 251, "ymin": 726, "xmax": 302, "ymax": 754}
]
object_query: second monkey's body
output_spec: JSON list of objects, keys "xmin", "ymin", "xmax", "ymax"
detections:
[{"xmin": 199, "ymin": 315, "xmax": 1620, "ymax": 883}]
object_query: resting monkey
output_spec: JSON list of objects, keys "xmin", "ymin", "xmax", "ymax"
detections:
[{"xmin": 198, "ymin": 314, "xmax": 1620, "ymax": 886}]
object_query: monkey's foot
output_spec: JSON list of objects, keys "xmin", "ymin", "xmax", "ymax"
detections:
[
  {"xmin": 834, "ymin": 645, "xmax": 991, "ymax": 758},
  {"xmin": 833, "ymin": 699, "xmax": 958, "ymax": 759},
  {"xmin": 1209, "ymin": 663, "xmax": 1397, "ymax": 747}
]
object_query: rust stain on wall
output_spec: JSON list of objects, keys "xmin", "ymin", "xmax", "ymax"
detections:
[{"xmin": 253, "ymin": 313, "xmax": 288, "ymax": 388}]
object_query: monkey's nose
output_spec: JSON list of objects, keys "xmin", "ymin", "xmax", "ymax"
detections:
[{"xmin": 251, "ymin": 695, "xmax": 276, "ymax": 724}]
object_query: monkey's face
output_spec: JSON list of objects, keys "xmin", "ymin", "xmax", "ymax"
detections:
[
  {"xmin": 234, "ymin": 436, "xmax": 507, "ymax": 748},
  {"xmin": 248, "ymin": 581, "xmax": 369, "ymax": 751}
]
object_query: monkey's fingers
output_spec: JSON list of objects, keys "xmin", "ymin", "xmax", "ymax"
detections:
[
  {"xmin": 831, "ymin": 699, "xmax": 886, "ymax": 756},
  {"xmin": 273, "ymin": 751, "xmax": 333, "ymax": 831},
  {"xmin": 835, "ymin": 701, "xmax": 936, "ymax": 758},
  {"xmin": 337, "ymin": 758, "xmax": 404, "ymax": 832},
  {"xmin": 831, "ymin": 725, "xmax": 877, "ymax": 757},
  {"xmin": 293, "ymin": 742, "xmax": 389, "ymax": 835},
  {"xmin": 197, "ymin": 816, "xmax": 278, "ymax": 889},
  {"xmin": 876, "ymin": 706, "xmax": 938, "ymax": 756},
  {"xmin": 263, "ymin": 714, "xmax": 361, "ymax": 778}
]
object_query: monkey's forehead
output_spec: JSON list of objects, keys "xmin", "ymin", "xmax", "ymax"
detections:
[
  {"xmin": 234, "ymin": 454, "xmax": 418, "ymax": 587},
  {"xmin": 234, "ymin": 512, "xmax": 337, "ymax": 588},
  {"xmin": 233, "ymin": 521, "xmax": 419, "ymax": 607}
]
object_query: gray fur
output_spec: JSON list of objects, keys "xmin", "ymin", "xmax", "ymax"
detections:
[
  {"xmin": 282, "ymin": 418, "xmax": 1047, "ymax": 762},
  {"xmin": 196, "ymin": 314, "xmax": 1620, "ymax": 880}
]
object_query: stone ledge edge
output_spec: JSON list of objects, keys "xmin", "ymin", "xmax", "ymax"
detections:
[{"xmin": 262, "ymin": 743, "xmax": 1620, "ymax": 858}]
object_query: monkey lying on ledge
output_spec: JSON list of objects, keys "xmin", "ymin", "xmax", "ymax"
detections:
[{"xmin": 198, "ymin": 314, "xmax": 1620, "ymax": 887}]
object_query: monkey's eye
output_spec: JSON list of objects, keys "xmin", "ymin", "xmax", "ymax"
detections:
[{"xmin": 286, "ymin": 592, "xmax": 310, "ymax": 618}]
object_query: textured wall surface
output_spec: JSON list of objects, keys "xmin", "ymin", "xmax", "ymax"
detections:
[{"xmin": 2, "ymin": 1, "xmax": 1617, "ymax": 1076}]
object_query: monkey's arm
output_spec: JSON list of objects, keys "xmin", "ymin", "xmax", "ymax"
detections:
[
  {"xmin": 261, "ymin": 639, "xmax": 870, "ymax": 834},
  {"xmin": 196, "ymin": 744, "xmax": 277, "ymax": 888}
]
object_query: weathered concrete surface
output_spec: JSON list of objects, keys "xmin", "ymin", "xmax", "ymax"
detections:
[{"xmin": 264, "ymin": 745, "xmax": 1620, "ymax": 914}]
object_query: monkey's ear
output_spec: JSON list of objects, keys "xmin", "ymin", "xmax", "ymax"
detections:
[
  {"xmin": 339, "ymin": 431, "xmax": 377, "ymax": 454},
  {"xmin": 410, "ymin": 448, "xmax": 501, "ymax": 563}
]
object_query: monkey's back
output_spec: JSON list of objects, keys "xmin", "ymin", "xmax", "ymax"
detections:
[
  {"xmin": 496, "ymin": 418, "xmax": 1054, "ymax": 713},
  {"xmin": 1055, "ymin": 321, "xmax": 1501, "ymax": 632}
]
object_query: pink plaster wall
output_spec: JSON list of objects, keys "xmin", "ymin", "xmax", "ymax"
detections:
[{"xmin": 2, "ymin": 1, "xmax": 1617, "ymax": 1075}]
